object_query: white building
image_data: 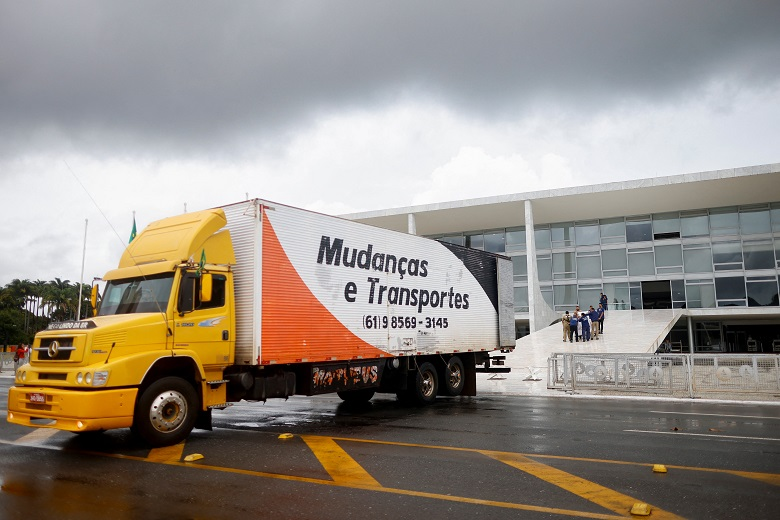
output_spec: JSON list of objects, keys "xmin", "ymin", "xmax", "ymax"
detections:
[{"xmin": 345, "ymin": 163, "xmax": 780, "ymax": 355}]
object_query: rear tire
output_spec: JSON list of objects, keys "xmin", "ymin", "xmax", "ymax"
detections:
[
  {"xmin": 133, "ymin": 376, "xmax": 199, "ymax": 447},
  {"xmin": 442, "ymin": 356, "xmax": 465, "ymax": 396},
  {"xmin": 406, "ymin": 361, "xmax": 438, "ymax": 406}
]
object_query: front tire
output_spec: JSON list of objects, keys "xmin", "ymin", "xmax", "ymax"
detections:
[{"xmin": 134, "ymin": 376, "xmax": 199, "ymax": 447}]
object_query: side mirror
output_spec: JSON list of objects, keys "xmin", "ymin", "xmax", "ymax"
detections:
[
  {"xmin": 90, "ymin": 285, "xmax": 99, "ymax": 316},
  {"xmin": 200, "ymin": 273, "xmax": 213, "ymax": 303}
]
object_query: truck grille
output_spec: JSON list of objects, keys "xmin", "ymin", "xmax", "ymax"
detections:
[{"xmin": 35, "ymin": 338, "xmax": 76, "ymax": 361}]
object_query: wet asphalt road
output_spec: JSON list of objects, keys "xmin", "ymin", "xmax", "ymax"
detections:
[{"xmin": 1, "ymin": 376, "xmax": 779, "ymax": 520}]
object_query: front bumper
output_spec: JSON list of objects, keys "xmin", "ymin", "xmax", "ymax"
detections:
[{"xmin": 7, "ymin": 385, "xmax": 138, "ymax": 432}]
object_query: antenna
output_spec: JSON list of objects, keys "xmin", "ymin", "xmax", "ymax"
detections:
[
  {"xmin": 65, "ymin": 161, "xmax": 171, "ymax": 335},
  {"xmin": 76, "ymin": 219, "xmax": 88, "ymax": 319}
]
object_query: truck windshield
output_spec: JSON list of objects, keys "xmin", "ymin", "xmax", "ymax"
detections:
[{"xmin": 98, "ymin": 274, "xmax": 174, "ymax": 316}]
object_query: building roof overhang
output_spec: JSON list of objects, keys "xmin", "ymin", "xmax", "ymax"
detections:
[{"xmin": 343, "ymin": 163, "xmax": 780, "ymax": 235}]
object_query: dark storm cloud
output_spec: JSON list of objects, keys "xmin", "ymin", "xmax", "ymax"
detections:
[{"xmin": 1, "ymin": 0, "xmax": 778, "ymax": 156}]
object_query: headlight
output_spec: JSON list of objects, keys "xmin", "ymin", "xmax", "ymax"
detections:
[
  {"xmin": 21, "ymin": 371, "xmax": 26, "ymax": 383},
  {"xmin": 85, "ymin": 373, "xmax": 92, "ymax": 385},
  {"xmin": 92, "ymin": 371, "xmax": 109, "ymax": 387},
  {"xmin": 77, "ymin": 373, "xmax": 83, "ymax": 384}
]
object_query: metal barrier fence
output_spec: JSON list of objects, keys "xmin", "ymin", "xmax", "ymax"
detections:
[
  {"xmin": 0, "ymin": 352, "xmax": 27, "ymax": 374},
  {"xmin": 548, "ymin": 353, "xmax": 780, "ymax": 399}
]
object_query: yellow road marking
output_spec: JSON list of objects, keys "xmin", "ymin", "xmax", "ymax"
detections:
[
  {"xmin": 729, "ymin": 470, "xmax": 780, "ymax": 487},
  {"xmin": 15, "ymin": 427, "xmax": 60, "ymax": 444},
  {"xmin": 301, "ymin": 435, "xmax": 382, "ymax": 488},
  {"xmin": 5, "ymin": 431, "xmax": 779, "ymax": 518},
  {"xmin": 129, "ymin": 455, "xmax": 629, "ymax": 519},
  {"xmin": 330, "ymin": 436, "xmax": 780, "ymax": 486},
  {"xmin": 146, "ymin": 442, "xmax": 186, "ymax": 463},
  {"xmin": 481, "ymin": 450, "xmax": 683, "ymax": 520}
]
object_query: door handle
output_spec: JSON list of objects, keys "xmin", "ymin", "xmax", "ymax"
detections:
[{"xmin": 222, "ymin": 330, "xmax": 229, "ymax": 341}]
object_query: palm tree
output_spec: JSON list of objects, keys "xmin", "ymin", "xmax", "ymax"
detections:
[{"xmin": 45, "ymin": 278, "xmax": 73, "ymax": 322}]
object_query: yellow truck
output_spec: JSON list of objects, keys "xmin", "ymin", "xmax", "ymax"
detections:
[{"xmin": 8, "ymin": 199, "xmax": 514, "ymax": 446}]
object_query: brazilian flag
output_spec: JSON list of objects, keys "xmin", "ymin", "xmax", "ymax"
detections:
[
  {"xmin": 129, "ymin": 215, "xmax": 137, "ymax": 243},
  {"xmin": 196, "ymin": 249, "xmax": 206, "ymax": 277}
]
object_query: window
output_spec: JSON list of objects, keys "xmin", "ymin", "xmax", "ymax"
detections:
[
  {"xmin": 629, "ymin": 282, "xmax": 642, "ymax": 310},
  {"xmin": 99, "ymin": 274, "xmax": 174, "ymax": 316},
  {"xmin": 541, "ymin": 287, "xmax": 554, "ymax": 310},
  {"xmin": 739, "ymin": 206, "xmax": 771, "ymax": 235},
  {"xmin": 505, "ymin": 227, "xmax": 525, "ymax": 252},
  {"xmin": 601, "ymin": 248, "xmax": 627, "ymax": 277},
  {"xmin": 600, "ymin": 218, "xmax": 626, "ymax": 245},
  {"xmin": 683, "ymin": 244, "xmax": 713, "ymax": 273},
  {"xmin": 512, "ymin": 255, "xmax": 527, "ymax": 281},
  {"xmin": 552, "ymin": 252, "xmax": 576, "ymax": 280},
  {"xmin": 655, "ymin": 244, "xmax": 683, "ymax": 274},
  {"xmin": 712, "ymin": 241, "xmax": 743, "ymax": 271},
  {"xmin": 578, "ymin": 285, "xmax": 602, "ymax": 310},
  {"xmin": 576, "ymin": 251, "xmax": 601, "ymax": 279},
  {"xmin": 537, "ymin": 254, "xmax": 552, "ymax": 281},
  {"xmin": 653, "ymin": 212, "xmax": 680, "ymax": 240},
  {"xmin": 534, "ymin": 226, "xmax": 551, "ymax": 250},
  {"xmin": 710, "ymin": 207, "xmax": 739, "ymax": 236},
  {"xmin": 483, "ymin": 231, "xmax": 505, "ymax": 253},
  {"xmin": 686, "ymin": 280, "xmax": 716, "ymax": 309},
  {"xmin": 575, "ymin": 221, "xmax": 600, "ymax": 246},
  {"xmin": 551, "ymin": 222, "xmax": 575, "ymax": 248},
  {"xmin": 466, "ymin": 234, "xmax": 484, "ymax": 250},
  {"xmin": 671, "ymin": 279, "xmax": 686, "ymax": 308},
  {"xmin": 514, "ymin": 286, "xmax": 529, "ymax": 312},
  {"xmin": 746, "ymin": 276, "xmax": 779, "ymax": 307},
  {"xmin": 553, "ymin": 284, "xmax": 577, "ymax": 311},
  {"xmin": 772, "ymin": 203, "xmax": 780, "ymax": 232},
  {"xmin": 603, "ymin": 282, "xmax": 630, "ymax": 310},
  {"xmin": 628, "ymin": 247, "xmax": 654, "ymax": 276},
  {"xmin": 715, "ymin": 276, "xmax": 746, "ymax": 307},
  {"xmin": 438, "ymin": 235, "xmax": 465, "ymax": 246},
  {"xmin": 681, "ymin": 211, "xmax": 709, "ymax": 237},
  {"xmin": 178, "ymin": 273, "xmax": 227, "ymax": 313},
  {"xmin": 626, "ymin": 217, "xmax": 652, "ymax": 243},
  {"xmin": 743, "ymin": 240, "xmax": 775, "ymax": 270}
]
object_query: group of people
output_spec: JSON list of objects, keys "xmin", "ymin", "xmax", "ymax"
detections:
[{"xmin": 561, "ymin": 293, "xmax": 609, "ymax": 343}]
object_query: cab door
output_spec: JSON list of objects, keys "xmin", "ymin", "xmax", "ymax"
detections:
[{"xmin": 173, "ymin": 271, "xmax": 232, "ymax": 366}]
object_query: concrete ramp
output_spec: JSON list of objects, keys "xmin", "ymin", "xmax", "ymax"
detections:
[{"xmin": 477, "ymin": 309, "xmax": 683, "ymax": 396}]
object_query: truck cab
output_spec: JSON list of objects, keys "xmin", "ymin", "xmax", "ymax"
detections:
[{"xmin": 8, "ymin": 209, "xmax": 237, "ymax": 446}]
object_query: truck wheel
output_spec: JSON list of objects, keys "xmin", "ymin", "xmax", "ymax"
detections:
[
  {"xmin": 409, "ymin": 361, "xmax": 438, "ymax": 405},
  {"xmin": 442, "ymin": 356, "xmax": 465, "ymax": 396},
  {"xmin": 134, "ymin": 377, "xmax": 199, "ymax": 447},
  {"xmin": 337, "ymin": 389, "xmax": 376, "ymax": 403}
]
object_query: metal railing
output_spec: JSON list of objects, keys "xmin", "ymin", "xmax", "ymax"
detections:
[
  {"xmin": 0, "ymin": 352, "xmax": 25, "ymax": 374},
  {"xmin": 548, "ymin": 352, "xmax": 780, "ymax": 399}
]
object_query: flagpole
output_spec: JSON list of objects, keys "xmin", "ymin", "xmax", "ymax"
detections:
[{"xmin": 76, "ymin": 218, "xmax": 88, "ymax": 320}]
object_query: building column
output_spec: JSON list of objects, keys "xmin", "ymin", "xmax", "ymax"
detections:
[
  {"xmin": 525, "ymin": 200, "xmax": 558, "ymax": 333},
  {"xmin": 525, "ymin": 201, "xmax": 539, "ymax": 332},
  {"xmin": 687, "ymin": 316, "xmax": 695, "ymax": 354},
  {"xmin": 407, "ymin": 213, "xmax": 417, "ymax": 235}
]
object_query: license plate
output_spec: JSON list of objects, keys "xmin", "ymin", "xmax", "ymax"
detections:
[{"xmin": 28, "ymin": 392, "xmax": 45, "ymax": 404}]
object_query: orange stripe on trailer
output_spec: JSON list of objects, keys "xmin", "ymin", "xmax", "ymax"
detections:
[{"xmin": 260, "ymin": 212, "xmax": 388, "ymax": 364}]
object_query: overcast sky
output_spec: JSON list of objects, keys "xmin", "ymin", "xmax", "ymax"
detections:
[{"xmin": 1, "ymin": 0, "xmax": 779, "ymax": 288}]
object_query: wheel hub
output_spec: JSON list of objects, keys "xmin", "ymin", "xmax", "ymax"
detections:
[{"xmin": 150, "ymin": 391, "xmax": 187, "ymax": 432}]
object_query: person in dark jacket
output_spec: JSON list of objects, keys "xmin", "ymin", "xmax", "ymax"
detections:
[
  {"xmin": 588, "ymin": 306, "xmax": 600, "ymax": 339},
  {"xmin": 580, "ymin": 312, "xmax": 591, "ymax": 341},
  {"xmin": 569, "ymin": 311, "xmax": 579, "ymax": 342}
]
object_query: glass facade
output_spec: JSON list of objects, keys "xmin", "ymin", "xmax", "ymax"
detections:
[{"xmin": 433, "ymin": 202, "xmax": 780, "ymax": 313}]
